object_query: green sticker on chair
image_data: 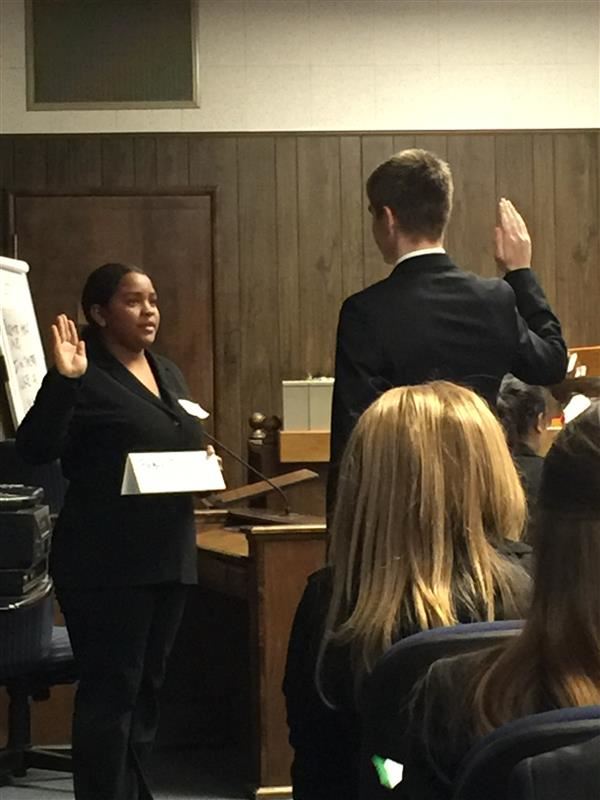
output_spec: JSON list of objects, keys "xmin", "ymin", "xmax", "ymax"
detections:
[{"xmin": 372, "ymin": 755, "xmax": 404, "ymax": 789}]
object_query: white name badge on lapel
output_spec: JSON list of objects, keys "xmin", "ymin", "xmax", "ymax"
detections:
[
  {"xmin": 121, "ymin": 451, "xmax": 225, "ymax": 495},
  {"xmin": 178, "ymin": 399, "xmax": 210, "ymax": 419}
]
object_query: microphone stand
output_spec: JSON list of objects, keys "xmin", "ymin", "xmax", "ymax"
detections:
[{"xmin": 201, "ymin": 429, "xmax": 291, "ymax": 515}]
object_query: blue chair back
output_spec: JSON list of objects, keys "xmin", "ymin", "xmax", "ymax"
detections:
[
  {"xmin": 453, "ymin": 706, "xmax": 600, "ymax": 800},
  {"xmin": 359, "ymin": 620, "xmax": 523, "ymax": 800},
  {"xmin": 0, "ymin": 578, "xmax": 54, "ymax": 679}
]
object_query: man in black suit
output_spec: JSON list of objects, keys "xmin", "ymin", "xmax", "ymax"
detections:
[{"xmin": 328, "ymin": 149, "xmax": 567, "ymax": 510}]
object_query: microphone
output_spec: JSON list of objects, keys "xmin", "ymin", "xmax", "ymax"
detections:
[{"xmin": 201, "ymin": 428, "xmax": 291, "ymax": 515}]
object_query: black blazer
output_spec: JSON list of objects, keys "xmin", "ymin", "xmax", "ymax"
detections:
[
  {"xmin": 508, "ymin": 736, "xmax": 600, "ymax": 800},
  {"xmin": 513, "ymin": 445, "xmax": 544, "ymax": 504},
  {"xmin": 16, "ymin": 337, "xmax": 204, "ymax": 588},
  {"xmin": 399, "ymin": 654, "xmax": 558, "ymax": 800},
  {"xmin": 329, "ymin": 256, "xmax": 567, "ymax": 506}
]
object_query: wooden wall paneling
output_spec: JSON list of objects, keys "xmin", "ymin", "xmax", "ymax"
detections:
[
  {"xmin": 148, "ymin": 194, "xmax": 215, "ymax": 411},
  {"xmin": 156, "ymin": 135, "xmax": 190, "ymax": 187},
  {"xmin": 275, "ymin": 137, "xmax": 302, "ymax": 383},
  {"xmin": 532, "ymin": 134, "xmax": 557, "ymax": 309},
  {"xmin": 597, "ymin": 130, "xmax": 600, "ymax": 342},
  {"xmin": 189, "ymin": 136, "xmax": 243, "ymax": 484},
  {"xmin": 392, "ymin": 134, "xmax": 416, "ymax": 153},
  {"xmin": 495, "ymin": 134, "xmax": 534, "ymax": 220},
  {"xmin": 297, "ymin": 136, "xmax": 343, "ymax": 378},
  {"xmin": 13, "ymin": 136, "xmax": 47, "ymax": 191},
  {"xmin": 446, "ymin": 134, "xmax": 496, "ymax": 277},
  {"xmin": 237, "ymin": 137, "xmax": 281, "ymax": 424},
  {"xmin": 101, "ymin": 136, "xmax": 135, "ymax": 187},
  {"xmin": 0, "ymin": 138, "xmax": 15, "ymax": 187},
  {"xmin": 339, "ymin": 136, "xmax": 365, "ymax": 300},
  {"xmin": 554, "ymin": 132, "xmax": 599, "ymax": 346},
  {"xmin": 415, "ymin": 135, "xmax": 448, "ymax": 159},
  {"xmin": 46, "ymin": 136, "xmax": 102, "ymax": 188},
  {"xmin": 134, "ymin": 136, "xmax": 158, "ymax": 187},
  {"xmin": 361, "ymin": 135, "xmax": 394, "ymax": 286},
  {"xmin": 0, "ymin": 137, "xmax": 15, "ymax": 252}
]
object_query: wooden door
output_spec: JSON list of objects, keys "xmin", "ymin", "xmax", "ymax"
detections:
[{"xmin": 9, "ymin": 191, "xmax": 215, "ymax": 414}]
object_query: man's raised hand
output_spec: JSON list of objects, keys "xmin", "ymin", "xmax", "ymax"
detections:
[{"xmin": 495, "ymin": 198, "xmax": 532, "ymax": 274}]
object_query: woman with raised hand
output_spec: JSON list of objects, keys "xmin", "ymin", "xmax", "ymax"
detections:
[
  {"xmin": 284, "ymin": 381, "xmax": 532, "ymax": 800},
  {"xmin": 402, "ymin": 401, "xmax": 600, "ymax": 800},
  {"xmin": 17, "ymin": 263, "xmax": 205, "ymax": 800}
]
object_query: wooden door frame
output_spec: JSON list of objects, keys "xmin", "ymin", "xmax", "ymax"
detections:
[{"xmin": 5, "ymin": 185, "xmax": 219, "ymax": 430}]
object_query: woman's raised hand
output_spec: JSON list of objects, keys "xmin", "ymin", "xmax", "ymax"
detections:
[{"xmin": 52, "ymin": 315, "xmax": 88, "ymax": 378}]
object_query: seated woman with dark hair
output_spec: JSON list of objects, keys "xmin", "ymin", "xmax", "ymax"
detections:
[
  {"xmin": 401, "ymin": 401, "xmax": 600, "ymax": 800},
  {"xmin": 497, "ymin": 375, "xmax": 559, "ymax": 529},
  {"xmin": 284, "ymin": 381, "xmax": 532, "ymax": 800}
]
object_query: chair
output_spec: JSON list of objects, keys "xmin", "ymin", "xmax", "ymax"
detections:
[
  {"xmin": 453, "ymin": 706, "xmax": 600, "ymax": 800},
  {"xmin": 0, "ymin": 577, "xmax": 77, "ymax": 783},
  {"xmin": 508, "ymin": 734, "xmax": 600, "ymax": 800},
  {"xmin": 359, "ymin": 621, "xmax": 523, "ymax": 800}
]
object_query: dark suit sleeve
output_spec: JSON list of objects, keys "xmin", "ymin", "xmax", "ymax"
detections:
[
  {"xmin": 16, "ymin": 368, "xmax": 83, "ymax": 465},
  {"xmin": 504, "ymin": 269, "xmax": 568, "ymax": 386},
  {"xmin": 330, "ymin": 296, "xmax": 385, "ymax": 468}
]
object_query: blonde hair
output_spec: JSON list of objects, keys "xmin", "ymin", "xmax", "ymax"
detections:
[{"xmin": 321, "ymin": 381, "xmax": 528, "ymax": 689}]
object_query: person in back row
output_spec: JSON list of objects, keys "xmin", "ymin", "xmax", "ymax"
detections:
[
  {"xmin": 401, "ymin": 401, "xmax": 600, "ymax": 800},
  {"xmin": 497, "ymin": 374, "xmax": 560, "ymax": 538},
  {"xmin": 284, "ymin": 381, "xmax": 532, "ymax": 800},
  {"xmin": 328, "ymin": 149, "xmax": 568, "ymax": 511}
]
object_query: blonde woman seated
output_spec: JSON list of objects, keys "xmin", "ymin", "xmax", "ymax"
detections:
[
  {"xmin": 283, "ymin": 382, "xmax": 532, "ymax": 800},
  {"xmin": 401, "ymin": 401, "xmax": 600, "ymax": 800}
]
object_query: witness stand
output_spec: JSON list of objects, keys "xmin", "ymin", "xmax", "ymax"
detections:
[{"xmin": 196, "ymin": 510, "xmax": 326, "ymax": 798}]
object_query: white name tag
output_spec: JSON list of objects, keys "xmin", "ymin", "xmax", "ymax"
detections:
[
  {"xmin": 178, "ymin": 398, "xmax": 210, "ymax": 419},
  {"xmin": 121, "ymin": 450, "xmax": 226, "ymax": 495}
]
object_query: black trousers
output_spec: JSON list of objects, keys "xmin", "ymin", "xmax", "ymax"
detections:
[{"xmin": 56, "ymin": 584, "xmax": 189, "ymax": 800}]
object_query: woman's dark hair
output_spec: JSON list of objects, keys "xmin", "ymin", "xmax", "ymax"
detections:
[
  {"xmin": 80, "ymin": 262, "xmax": 145, "ymax": 334},
  {"xmin": 497, "ymin": 375, "xmax": 549, "ymax": 451}
]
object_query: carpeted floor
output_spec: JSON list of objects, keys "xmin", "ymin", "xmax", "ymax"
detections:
[{"xmin": 2, "ymin": 746, "xmax": 249, "ymax": 800}]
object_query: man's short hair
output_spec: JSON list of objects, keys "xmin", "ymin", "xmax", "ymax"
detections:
[{"xmin": 366, "ymin": 149, "xmax": 453, "ymax": 240}]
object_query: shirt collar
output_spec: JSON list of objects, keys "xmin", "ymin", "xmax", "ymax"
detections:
[{"xmin": 394, "ymin": 247, "xmax": 446, "ymax": 267}]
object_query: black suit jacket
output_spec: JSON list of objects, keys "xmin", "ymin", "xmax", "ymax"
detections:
[
  {"xmin": 513, "ymin": 444, "xmax": 544, "ymax": 542},
  {"xmin": 513, "ymin": 446, "xmax": 544, "ymax": 504},
  {"xmin": 16, "ymin": 337, "xmax": 204, "ymax": 588},
  {"xmin": 329, "ymin": 256, "xmax": 567, "ymax": 507},
  {"xmin": 509, "ymin": 736, "xmax": 600, "ymax": 800}
]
